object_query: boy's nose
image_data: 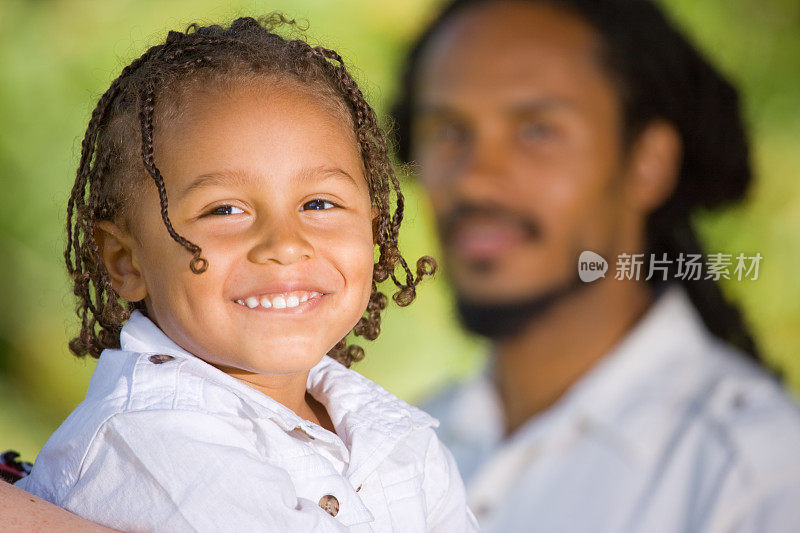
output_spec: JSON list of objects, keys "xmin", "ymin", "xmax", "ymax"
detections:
[{"xmin": 247, "ymin": 220, "xmax": 313, "ymax": 266}]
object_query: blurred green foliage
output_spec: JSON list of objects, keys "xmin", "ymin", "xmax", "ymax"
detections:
[{"xmin": 0, "ymin": 0, "xmax": 798, "ymax": 461}]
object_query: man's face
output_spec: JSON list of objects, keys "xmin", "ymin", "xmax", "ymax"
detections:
[{"xmin": 412, "ymin": 2, "xmax": 629, "ymax": 305}]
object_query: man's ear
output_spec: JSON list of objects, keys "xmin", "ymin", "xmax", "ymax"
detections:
[
  {"xmin": 94, "ymin": 221, "xmax": 147, "ymax": 302},
  {"xmin": 625, "ymin": 120, "xmax": 682, "ymax": 214}
]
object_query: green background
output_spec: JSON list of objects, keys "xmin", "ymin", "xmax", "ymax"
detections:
[{"xmin": 1, "ymin": 0, "xmax": 798, "ymax": 460}]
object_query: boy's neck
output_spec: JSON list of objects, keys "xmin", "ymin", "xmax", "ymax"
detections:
[{"xmin": 214, "ymin": 366, "xmax": 334, "ymax": 432}]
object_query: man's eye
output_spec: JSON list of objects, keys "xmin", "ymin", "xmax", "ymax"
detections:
[
  {"xmin": 433, "ymin": 122, "xmax": 469, "ymax": 145},
  {"xmin": 301, "ymin": 199, "xmax": 336, "ymax": 211},
  {"xmin": 208, "ymin": 205, "xmax": 245, "ymax": 216},
  {"xmin": 518, "ymin": 120, "xmax": 555, "ymax": 144}
]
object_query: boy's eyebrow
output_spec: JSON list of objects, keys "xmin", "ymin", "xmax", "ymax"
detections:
[
  {"xmin": 298, "ymin": 165, "xmax": 359, "ymax": 188},
  {"xmin": 180, "ymin": 171, "xmax": 254, "ymax": 198},
  {"xmin": 179, "ymin": 166, "xmax": 359, "ymax": 198}
]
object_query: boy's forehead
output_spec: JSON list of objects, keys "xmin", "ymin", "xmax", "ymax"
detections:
[
  {"xmin": 147, "ymin": 84, "xmax": 367, "ymax": 199},
  {"xmin": 155, "ymin": 80, "xmax": 359, "ymax": 162},
  {"xmin": 158, "ymin": 75, "xmax": 354, "ymax": 137}
]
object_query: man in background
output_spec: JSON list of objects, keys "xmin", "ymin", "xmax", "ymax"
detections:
[{"xmin": 392, "ymin": 0, "xmax": 800, "ymax": 530}]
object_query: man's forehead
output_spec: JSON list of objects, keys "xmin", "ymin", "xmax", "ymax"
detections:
[{"xmin": 415, "ymin": 2, "xmax": 602, "ymax": 99}]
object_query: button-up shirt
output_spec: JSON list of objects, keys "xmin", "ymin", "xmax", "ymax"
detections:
[
  {"xmin": 18, "ymin": 311, "xmax": 478, "ymax": 532},
  {"xmin": 425, "ymin": 286, "xmax": 800, "ymax": 532}
]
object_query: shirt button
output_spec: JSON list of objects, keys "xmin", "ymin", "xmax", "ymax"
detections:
[
  {"xmin": 318, "ymin": 494, "xmax": 339, "ymax": 517},
  {"xmin": 148, "ymin": 354, "xmax": 174, "ymax": 364},
  {"xmin": 291, "ymin": 427, "xmax": 315, "ymax": 440}
]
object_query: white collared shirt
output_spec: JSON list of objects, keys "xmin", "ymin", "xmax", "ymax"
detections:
[
  {"xmin": 18, "ymin": 311, "xmax": 478, "ymax": 532},
  {"xmin": 425, "ymin": 285, "xmax": 800, "ymax": 532}
]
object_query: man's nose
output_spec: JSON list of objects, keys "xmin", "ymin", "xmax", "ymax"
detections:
[
  {"xmin": 247, "ymin": 216, "xmax": 313, "ymax": 266},
  {"xmin": 447, "ymin": 132, "xmax": 511, "ymax": 197}
]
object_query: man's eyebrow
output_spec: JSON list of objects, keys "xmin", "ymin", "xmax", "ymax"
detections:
[
  {"xmin": 413, "ymin": 96, "xmax": 579, "ymax": 117},
  {"xmin": 505, "ymin": 97, "xmax": 579, "ymax": 115},
  {"xmin": 412, "ymin": 102, "xmax": 459, "ymax": 117},
  {"xmin": 179, "ymin": 166, "xmax": 360, "ymax": 198}
]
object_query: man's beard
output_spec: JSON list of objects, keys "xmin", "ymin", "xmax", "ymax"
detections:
[
  {"xmin": 439, "ymin": 201, "xmax": 587, "ymax": 339},
  {"xmin": 455, "ymin": 277, "xmax": 585, "ymax": 340}
]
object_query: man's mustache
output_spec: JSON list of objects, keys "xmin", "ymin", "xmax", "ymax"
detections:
[{"xmin": 439, "ymin": 203, "xmax": 543, "ymax": 246}]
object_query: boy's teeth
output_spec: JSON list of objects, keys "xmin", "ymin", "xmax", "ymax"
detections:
[{"xmin": 240, "ymin": 291, "xmax": 323, "ymax": 309}]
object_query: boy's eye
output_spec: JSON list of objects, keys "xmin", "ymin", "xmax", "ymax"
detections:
[
  {"xmin": 301, "ymin": 199, "xmax": 336, "ymax": 211},
  {"xmin": 208, "ymin": 205, "xmax": 245, "ymax": 216}
]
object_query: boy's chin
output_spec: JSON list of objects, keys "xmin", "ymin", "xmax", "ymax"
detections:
[
  {"xmin": 235, "ymin": 346, "xmax": 330, "ymax": 375},
  {"xmin": 195, "ymin": 340, "xmax": 325, "ymax": 376}
]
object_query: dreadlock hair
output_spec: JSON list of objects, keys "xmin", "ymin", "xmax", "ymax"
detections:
[
  {"xmin": 66, "ymin": 14, "xmax": 436, "ymax": 368},
  {"xmin": 391, "ymin": 0, "xmax": 763, "ymax": 365}
]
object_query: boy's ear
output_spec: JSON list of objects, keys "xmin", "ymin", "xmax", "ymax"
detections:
[
  {"xmin": 371, "ymin": 206, "xmax": 380, "ymax": 244},
  {"xmin": 94, "ymin": 221, "xmax": 147, "ymax": 302},
  {"xmin": 624, "ymin": 119, "xmax": 683, "ymax": 214}
]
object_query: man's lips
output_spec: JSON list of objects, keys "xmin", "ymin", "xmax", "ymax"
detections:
[
  {"xmin": 448, "ymin": 220, "xmax": 530, "ymax": 261},
  {"xmin": 440, "ymin": 204, "xmax": 542, "ymax": 262}
]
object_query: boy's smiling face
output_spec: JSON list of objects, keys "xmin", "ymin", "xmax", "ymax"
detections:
[{"xmin": 99, "ymin": 79, "xmax": 374, "ymax": 379}]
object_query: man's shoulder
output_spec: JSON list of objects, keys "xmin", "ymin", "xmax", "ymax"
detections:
[
  {"xmin": 622, "ymin": 333, "xmax": 800, "ymax": 501},
  {"xmin": 696, "ymin": 341, "xmax": 800, "ymax": 479},
  {"xmin": 419, "ymin": 381, "xmax": 469, "ymax": 423},
  {"xmin": 416, "ymin": 374, "xmax": 503, "ymax": 481},
  {"xmin": 419, "ymin": 374, "xmax": 496, "ymax": 434}
]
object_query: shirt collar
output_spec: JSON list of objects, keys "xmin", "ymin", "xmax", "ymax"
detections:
[
  {"xmin": 442, "ymin": 284, "xmax": 715, "ymax": 464},
  {"xmin": 307, "ymin": 356, "xmax": 438, "ymax": 485},
  {"xmin": 119, "ymin": 310, "xmax": 317, "ymax": 433},
  {"xmin": 118, "ymin": 310, "xmax": 437, "ymax": 486},
  {"xmin": 120, "ymin": 309, "xmax": 195, "ymax": 359},
  {"xmin": 542, "ymin": 284, "xmax": 713, "ymax": 461}
]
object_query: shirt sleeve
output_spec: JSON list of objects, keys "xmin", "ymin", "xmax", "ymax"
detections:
[
  {"xmin": 421, "ymin": 429, "xmax": 480, "ymax": 532},
  {"xmin": 60, "ymin": 409, "xmax": 349, "ymax": 533}
]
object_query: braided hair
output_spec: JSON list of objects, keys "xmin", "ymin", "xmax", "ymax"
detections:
[
  {"xmin": 391, "ymin": 0, "xmax": 763, "ymax": 365},
  {"xmin": 66, "ymin": 14, "xmax": 436, "ymax": 367}
]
